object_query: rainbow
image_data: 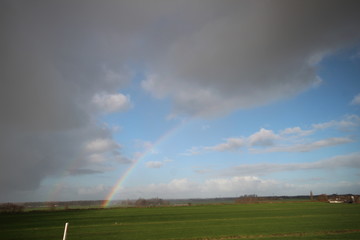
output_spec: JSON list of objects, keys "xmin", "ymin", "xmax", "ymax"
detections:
[{"xmin": 102, "ymin": 119, "xmax": 189, "ymax": 207}]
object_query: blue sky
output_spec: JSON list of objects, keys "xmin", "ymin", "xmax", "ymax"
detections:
[{"xmin": 1, "ymin": 0, "xmax": 360, "ymax": 202}]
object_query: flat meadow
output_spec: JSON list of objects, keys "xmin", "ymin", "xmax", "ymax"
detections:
[{"xmin": 1, "ymin": 202, "xmax": 360, "ymax": 240}]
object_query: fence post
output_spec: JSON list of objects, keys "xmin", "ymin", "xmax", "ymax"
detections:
[{"xmin": 62, "ymin": 222, "xmax": 69, "ymax": 240}]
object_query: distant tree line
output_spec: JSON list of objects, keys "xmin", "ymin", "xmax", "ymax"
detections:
[
  {"xmin": 236, "ymin": 194, "xmax": 360, "ymax": 204},
  {"xmin": 22, "ymin": 200, "xmax": 104, "ymax": 209},
  {"xmin": 0, "ymin": 203, "xmax": 24, "ymax": 213},
  {"xmin": 235, "ymin": 194, "xmax": 263, "ymax": 203},
  {"xmin": 121, "ymin": 198, "xmax": 169, "ymax": 207}
]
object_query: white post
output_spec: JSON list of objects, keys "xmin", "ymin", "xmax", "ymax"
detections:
[{"xmin": 62, "ymin": 222, "xmax": 69, "ymax": 240}]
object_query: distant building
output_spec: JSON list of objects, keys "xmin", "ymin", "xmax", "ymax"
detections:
[{"xmin": 327, "ymin": 195, "xmax": 357, "ymax": 204}]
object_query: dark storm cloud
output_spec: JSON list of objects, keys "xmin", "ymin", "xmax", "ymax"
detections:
[
  {"xmin": 67, "ymin": 169, "xmax": 104, "ymax": 176},
  {"xmin": 0, "ymin": 0, "xmax": 232, "ymax": 197},
  {"xmin": 0, "ymin": 0, "xmax": 139, "ymax": 196},
  {"xmin": 1, "ymin": 0, "xmax": 360, "ymax": 199},
  {"xmin": 142, "ymin": 0, "xmax": 360, "ymax": 117}
]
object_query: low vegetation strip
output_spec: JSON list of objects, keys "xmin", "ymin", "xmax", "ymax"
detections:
[
  {"xmin": 184, "ymin": 229, "xmax": 360, "ymax": 240},
  {"xmin": 1, "ymin": 202, "xmax": 360, "ymax": 240}
]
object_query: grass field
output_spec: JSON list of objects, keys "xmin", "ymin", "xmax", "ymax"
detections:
[{"xmin": 1, "ymin": 202, "xmax": 360, "ymax": 240}]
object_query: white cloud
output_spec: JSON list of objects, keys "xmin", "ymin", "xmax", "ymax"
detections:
[
  {"xmin": 163, "ymin": 157, "xmax": 174, "ymax": 163},
  {"xmin": 314, "ymin": 152, "xmax": 360, "ymax": 169},
  {"xmin": 338, "ymin": 114, "xmax": 360, "ymax": 129},
  {"xmin": 203, "ymin": 128, "xmax": 279, "ymax": 153},
  {"xmin": 146, "ymin": 161, "xmax": 164, "ymax": 168},
  {"xmin": 27, "ymin": 175, "xmax": 360, "ymax": 202},
  {"xmin": 85, "ymin": 138, "xmax": 120, "ymax": 153},
  {"xmin": 312, "ymin": 115, "xmax": 360, "ymax": 131},
  {"xmin": 351, "ymin": 93, "xmax": 360, "ymax": 105},
  {"xmin": 138, "ymin": 178, "xmax": 200, "ymax": 198},
  {"xmin": 60, "ymin": 151, "xmax": 360, "ymax": 200},
  {"xmin": 227, "ymin": 152, "xmax": 360, "ymax": 176},
  {"xmin": 119, "ymin": 153, "xmax": 360, "ymax": 198},
  {"xmin": 202, "ymin": 176, "xmax": 282, "ymax": 195},
  {"xmin": 248, "ymin": 128, "xmax": 279, "ymax": 147},
  {"xmin": 194, "ymin": 168, "xmax": 213, "ymax": 174},
  {"xmin": 200, "ymin": 115, "xmax": 359, "ymax": 154},
  {"xmin": 257, "ymin": 137, "xmax": 353, "ymax": 153},
  {"xmin": 182, "ymin": 146, "xmax": 202, "ymax": 156},
  {"xmin": 92, "ymin": 92, "xmax": 132, "ymax": 113},
  {"xmin": 145, "ymin": 158, "xmax": 173, "ymax": 168},
  {"xmin": 280, "ymin": 127, "xmax": 313, "ymax": 136},
  {"xmin": 168, "ymin": 178, "xmax": 195, "ymax": 192},
  {"xmin": 117, "ymin": 176, "xmax": 299, "ymax": 199},
  {"xmin": 312, "ymin": 122, "xmax": 334, "ymax": 130},
  {"xmin": 205, "ymin": 137, "xmax": 246, "ymax": 152}
]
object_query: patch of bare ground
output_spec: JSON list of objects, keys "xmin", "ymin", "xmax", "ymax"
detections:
[{"xmin": 186, "ymin": 229, "xmax": 360, "ymax": 240}]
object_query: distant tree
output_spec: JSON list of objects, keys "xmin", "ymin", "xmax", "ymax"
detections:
[
  {"xmin": 121, "ymin": 199, "xmax": 133, "ymax": 206},
  {"xmin": 135, "ymin": 198, "xmax": 147, "ymax": 206},
  {"xmin": 236, "ymin": 194, "xmax": 259, "ymax": 203},
  {"xmin": 148, "ymin": 198, "xmax": 169, "ymax": 206},
  {"xmin": 317, "ymin": 194, "xmax": 328, "ymax": 202},
  {"xmin": 134, "ymin": 198, "xmax": 169, "ymax": 207},
  {"xmin": 48, "ymin": 202, "xmax": 56, "ymax": 211}
]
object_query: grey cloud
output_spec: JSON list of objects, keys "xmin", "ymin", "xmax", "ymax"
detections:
[
  {"xmin": 227, "ymin": 152, "xmax": 360, "ymax": 176},
  {"xmin": 204, "ymin": 138, "xmax": 246, "ymax": 152},
  {"xmin": 0, "ymin": 0, "xmax": 144, "ymax": 197},
  {"xmin": 67, "ymin": 169, "xmax": 104, "ymax": 176},
  {"xmin": 257, "ymin": 137, "xmax": 354, "ymax": 153},
  {"xmin": 351, "ymin": 93, "xmax": 360, "ymax": 105},
  {"xmin": 142, "ymin": 0, "xmax": 360, "ymax": 117},
  {"xmin": 0, "ymin": 124, "xmax": 112, "ymax": 194}
]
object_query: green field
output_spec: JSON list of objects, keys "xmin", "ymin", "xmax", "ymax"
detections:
[{"xmin": 1, "ymin": 202, "xmax": 360, "ymax": 240}]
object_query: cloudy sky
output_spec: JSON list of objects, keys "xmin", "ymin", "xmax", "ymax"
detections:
[{"xmin": 1, "ymin": 0, "xmax": 360, "ymax": 203}]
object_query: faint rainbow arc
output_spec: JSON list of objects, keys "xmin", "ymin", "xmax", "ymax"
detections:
[{"xmin": 102, "ymin": 119, "xmax": 189, "ymax": 207}]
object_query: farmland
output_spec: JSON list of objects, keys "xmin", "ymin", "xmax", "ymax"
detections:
[{"xmin": 1, "ymin": 202, "xmax": 360, "ymax": 240}]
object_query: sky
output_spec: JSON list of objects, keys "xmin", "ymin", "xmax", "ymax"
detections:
[{"xmin": 1, "ymin": 0, "xmax": 360, "ymax": 203}]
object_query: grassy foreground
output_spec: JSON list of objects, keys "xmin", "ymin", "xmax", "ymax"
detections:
[{"xmin": 1, "ymin": 202, "xmax": 360, "ymax": 240}]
